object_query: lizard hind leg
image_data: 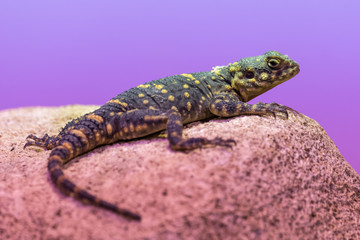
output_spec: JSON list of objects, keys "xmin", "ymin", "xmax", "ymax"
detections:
[{"xmin": 24, "ymin": 133, "xmax": 59, "ymax": 150}]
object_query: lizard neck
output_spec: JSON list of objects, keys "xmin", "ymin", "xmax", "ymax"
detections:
[{"xmin": 211, "ymin": 65, "xmax": 233, "ymax": 84}]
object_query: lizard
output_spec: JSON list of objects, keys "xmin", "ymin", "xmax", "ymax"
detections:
[{"xmin": 24, "ymin": 51, "xmax": 300, "ymax": 221}]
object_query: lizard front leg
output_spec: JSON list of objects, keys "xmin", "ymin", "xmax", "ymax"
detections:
[
  {"xmin": 166, "ymin": 107, "xmax": 235, "ymax": 150},
  {"xmin": 209, "ymin": 93, "xmax": 293, "ymax": 118}
]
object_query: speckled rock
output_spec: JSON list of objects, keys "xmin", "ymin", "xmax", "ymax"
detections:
[{"xmin": 0, "ymin": 105, "xmax": 359, "ymax": 240}]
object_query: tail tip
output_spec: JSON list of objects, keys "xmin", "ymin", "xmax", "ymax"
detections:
[{"xmin": 120, "ymin": 209, "xmax": 142, "ymax": 221}]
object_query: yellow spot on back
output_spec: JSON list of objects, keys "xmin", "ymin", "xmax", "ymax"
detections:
[
  {"xmin": 214, "ymin": 69, "xmax": 221, "ymax": 75},
  {"xmin": 181, "ymin": 73, "xmax": 195, "ymax": 80},
  {"xmin": 161, "ymin": 89, "xmax": 168, "ymax": 94},
  {"xmin": 225, "ymin": 85, "xmax": 232, "ymax": 91},
  {"xmin": 107, "ymin": 99, "xmax": 128, "ymax": 108},
  {"xmin": 120, "ymin": 102, "xmax": 128, "ymax": 107},
  {"xmin": 123, "ymin": 127, "xmax": 129, "ymax": 133},
  {"xmin": 86, "ymin": 113, "xmax": 104, "ymax": 123},
  {"xmin": 211, "ymin": 76, "xmax": 216, "ymax": 80},
  {"xmin": 211, "ymin": 104, "xmax": 217, "ymax": 113},
  {"xmin": 183, "ymin": 84, "xmax": 189, "ymax": 89},
  {"xmin": 149, "ymin": 106, "xmax": 157, "ymax": 110},
  {"xmin": 230, "ymin": 65, "xmax": 242, "ymax": 72},
  {"xmin": 201, "ymin": 96, "xmax": 206, "ymax": 100},
  {"xmin": 222, "ymin": 105, "xmax": 228, "ymax": 116},
  {"xmin": 94, "ymin": 131, "xmax": 101, "ymax": 143},
  {"xmin": 143, "ymin": 100, "xmax": 149, "ymax": 104},
  {"xmin": 137, "ymin": 84, "xmax": 150, "ymax": 88},
  {"xmin": 106, "ymin": 123, "xmax": 113, "ymax": 135},
  {"xmin": 107, "ymin": 99, "xmax": 121, "ymax": 104},
  {"xmin": 156, "ymin": 84, "xmax": 164, "ymax": 89},
  {"xmin": 168, "ymin": 95, "xmax": 175, "ymax": 101},
  {"xmin": 129, "ymin": 123, "xmax": 135, "ymax": 132},
  {"xmin": 138, "ymin": 93, "xmax": 145, "ymax": 98},
  {"xmin": 187, "ymin": 102, "xmax": 192, "ymax": 111},
  {"xmin": 207, "ymin": 85, "xmax": 211, "ymax": 89},
  {"xmin": 195, "ymin": 80, "xmax": 200, "ymax": 85},
  {"xmin": 117, "ymin": 112, "xmax": 123, "ymax": 116},
  {"xmin": 135, "ymin": 124, "xmax": 147, "ymax": 132},
  {"xmin": 144, "ymin": 115, "xmax": 167, "ymax": 121},
  {"xmin": 184, "ymin": 92, "xmax": 190, "ymax": 98},
  {"xmin": 109, "ymin": 112, "xmax": 115, "ymax": 116}
]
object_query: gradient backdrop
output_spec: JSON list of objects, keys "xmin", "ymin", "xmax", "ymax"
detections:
[{"xmin": 1, "ymin": 1, "xmax": 359, "ymax": 173}]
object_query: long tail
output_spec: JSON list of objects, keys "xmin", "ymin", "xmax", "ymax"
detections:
[{"xmin": 48, "ymin": 142, "xmax": 141, "ymax": 221}]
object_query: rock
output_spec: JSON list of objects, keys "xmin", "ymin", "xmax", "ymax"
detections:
[{"xmin": 0, "ymin": 105, "xmax": 359, "ymax": 240}]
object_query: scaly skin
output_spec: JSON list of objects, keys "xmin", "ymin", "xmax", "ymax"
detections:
[{"xmin": 24, "ymin": 51, "xmax": 300, "ymax": 221}]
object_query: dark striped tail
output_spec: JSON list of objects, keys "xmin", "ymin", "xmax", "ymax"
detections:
[{"xmin": 48, "ymin": 145, "xmax": 141, "ymax": 221}]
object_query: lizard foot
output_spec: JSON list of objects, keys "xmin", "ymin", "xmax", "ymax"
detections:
[
  {"xmin": 262, "ymin": 103, "xmax": 301, "ymax": 119},
  {"xmin": 24, "ymin": 133, "xmax": 58, "ymax": 150}
]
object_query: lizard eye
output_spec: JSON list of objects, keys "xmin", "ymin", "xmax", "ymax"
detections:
[
  {"xmin": 268, "ymin": 59, "xmax": 281, "ymax": 69},
  {"xmin": 245, "ymin": 71, "xmax": 255, "ymax": 79}
]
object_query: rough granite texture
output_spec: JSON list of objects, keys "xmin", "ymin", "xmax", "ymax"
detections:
[{"xmin": 0, "ymin": 105, "xmax": 359, "ymax": 240}]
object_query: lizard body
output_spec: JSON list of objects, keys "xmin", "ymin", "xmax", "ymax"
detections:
[{"xmin": 24, "ymin": 51, "xmax": 300, "ymax": 221}]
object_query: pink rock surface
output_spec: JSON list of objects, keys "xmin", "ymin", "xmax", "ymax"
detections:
[{"xmin": 0, "ymin": 105, "xmax": 359, "ymax": 240}]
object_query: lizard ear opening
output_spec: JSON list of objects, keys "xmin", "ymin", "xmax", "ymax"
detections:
[{"xmin": 245, "ymin": 71, "xmax": 255, "ymax": 79}]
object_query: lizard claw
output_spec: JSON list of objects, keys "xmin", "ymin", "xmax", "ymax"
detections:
[
  {"xmin": 210, "ymin": 137, "xmax": 237, "ymax": 149},
  {"xmin": 265, "ymin": 103, "xmax": 301, "ymax": 119}
]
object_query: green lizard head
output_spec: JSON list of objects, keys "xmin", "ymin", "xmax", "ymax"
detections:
[{"xmin": 229, "ymin": 51, "xmax": 300, "ymax": 102}]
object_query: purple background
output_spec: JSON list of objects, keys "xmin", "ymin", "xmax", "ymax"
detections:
[{"xmin": 1, "ymin": 1, "xmax": 359, "ymax": 174}]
